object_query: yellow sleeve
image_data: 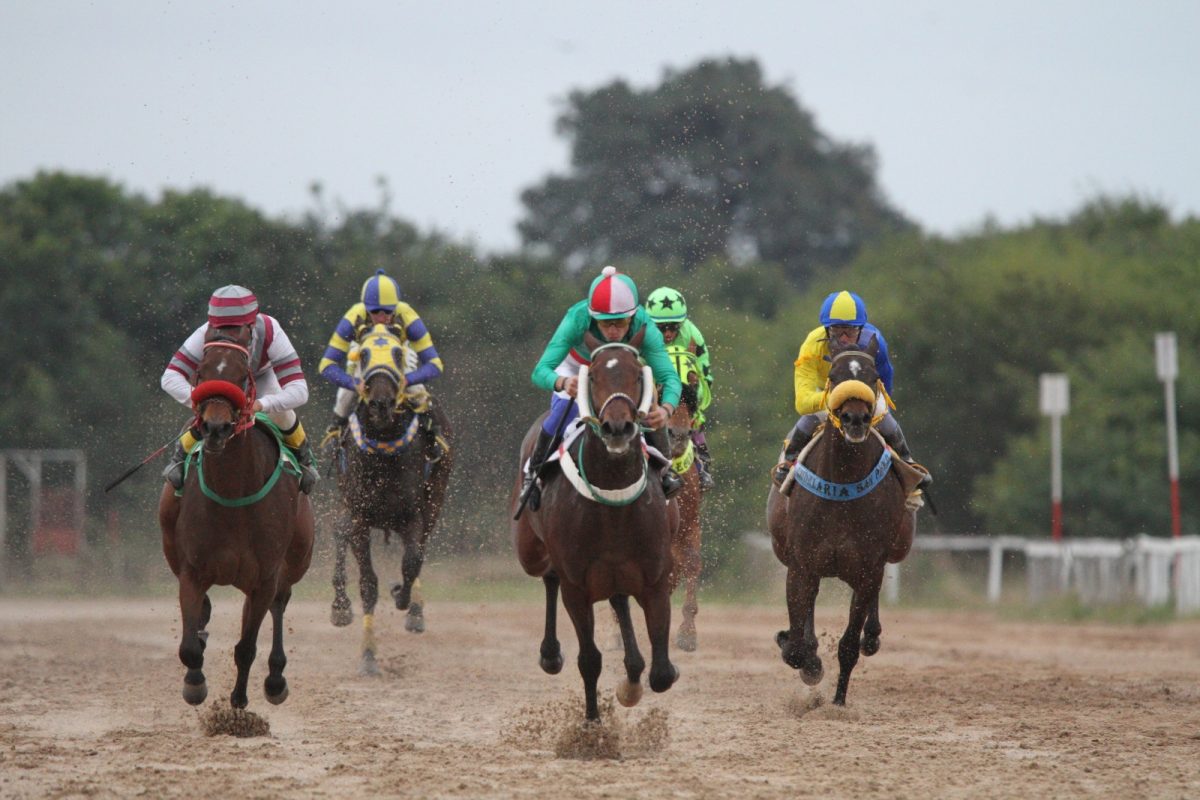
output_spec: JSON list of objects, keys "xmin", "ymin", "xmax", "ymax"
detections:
[{"xmin": 792, "ymin": 327, "xmax": 831, "ymax": 415}]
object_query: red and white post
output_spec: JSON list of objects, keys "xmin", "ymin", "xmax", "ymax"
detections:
[
  {"xmin": 1039, "ymin": 374, "xmax": 1070, "ymax": 542},
  {"xmin": 1156, "ymin": 332, "xmax": 1181, "ymax": 539}
]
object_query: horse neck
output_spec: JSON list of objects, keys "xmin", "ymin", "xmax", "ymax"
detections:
[
  {"xmin": 579, "ymin": 428, "xmax": 644, "ymax": 488},
  {"xmin": 813, "ymin": 427, "xmax": 882, "ymax": 482},
  {"xmin": 199, "ymin": 429, "xmax": 275, "ymax": 494}
]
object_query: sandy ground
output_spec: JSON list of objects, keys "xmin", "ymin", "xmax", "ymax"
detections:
[{"xmin": 1, "ymin": 592, "xmax": 1198, "ymax": 799}]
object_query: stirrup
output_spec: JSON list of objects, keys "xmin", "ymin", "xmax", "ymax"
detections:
[{"xmin": 662, "ymin": 470, "xmax": 683, "ymax": 500}]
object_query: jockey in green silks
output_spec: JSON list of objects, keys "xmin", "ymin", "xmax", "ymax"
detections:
[
  {"xmin": 646, "ymin": 286, "xmax": 715, "ymax": 491},
  {"xmin": 522, "ymin": 266, "xmax": 684, "ymax": 512}
]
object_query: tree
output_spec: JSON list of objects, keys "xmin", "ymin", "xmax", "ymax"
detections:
[{"xmin": 518, "ymin": 57, "xmax": 912, "ymax": 281}]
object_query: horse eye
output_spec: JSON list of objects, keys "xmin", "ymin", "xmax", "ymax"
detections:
[
  {"xmin": 392, "ymin": 347, "xmax": 402, "ymax": 365},
  {"xmin": 360, "ymin": 350, "xmax": 371, "ymax": 366}
]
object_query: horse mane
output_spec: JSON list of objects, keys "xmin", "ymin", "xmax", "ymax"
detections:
[{"xmin": 680, "ymin": 383, "xmax": 699, "ymax": 415}]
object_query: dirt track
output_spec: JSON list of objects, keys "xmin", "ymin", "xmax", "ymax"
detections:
[{"xmin": 1, "ymin": 594, "xmax": 1198, "ymax": 799}]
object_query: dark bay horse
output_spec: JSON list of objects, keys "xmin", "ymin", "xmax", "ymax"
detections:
[
  {"xmin": 766, "ymin": 335, "xmax": 919, "ymax": 705},
  {"xmin": 513, "ymin": 330, "xmax": 680, "ymax": 721},
  {"xmin": 663, "ymin": 349, "xmax": 703, "ymax": 652},
  {"xmin": 157, "ymin": 323, "xmax": 314, "ymax": 708},
  {"xmin": 329, "ymin": 325, "xmax": 453, "ymax": 675}
]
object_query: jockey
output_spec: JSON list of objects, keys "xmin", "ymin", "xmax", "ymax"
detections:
[
  {"xmin": 645, "ymin": 286, "xmax": 715, "ymax": 491},
  {"xmin": 160, "ymin": 285, "xmax": 320, "ymax": 493},
  {"xmin": 317, "ymin": 269, "xmax": 446, "ymax": 449},
  {"xmin": 522, "ymin": 266, "xmax": 684, "ymax": 511},
  {"xmin": 774, "ymin": 289, "xmax": 931, "ymax": 492}
]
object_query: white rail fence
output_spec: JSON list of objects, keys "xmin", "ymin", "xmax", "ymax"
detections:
[{"xmin": 744, "ymin": 533, "xmax": 1200, "ymax": 613}]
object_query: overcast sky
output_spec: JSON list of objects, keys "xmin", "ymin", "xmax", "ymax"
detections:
[{"xmin": 2, "ymin": 1, "xmax": 1197, "ymax": 252}]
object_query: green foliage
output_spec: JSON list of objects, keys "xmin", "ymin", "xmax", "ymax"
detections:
[{"xmin": 518, "ymin": 57, "xmax": 912, "ymax": 282}]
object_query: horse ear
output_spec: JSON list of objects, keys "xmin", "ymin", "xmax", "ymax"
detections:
[
  {"xmin": 630, "ymin": 326, "xmax": 646, "ymax": 350},
  {"xmin": 583, "ymin": 331, "xmax": 601, "ymax": 352}
]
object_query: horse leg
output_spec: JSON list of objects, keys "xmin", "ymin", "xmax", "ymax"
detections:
[
  {"xmin": 834, "ymin": 581, "xmax": 880, "ymax": 706},
  {"xmin": 861, "ymin": 591, "xmax": 882, "ymax": 657},
  {"xmin": 230, "ymin": 579, "xmax": 276, "ymax": 709},
  {"xmin": 675, "ymin": 537, "xmax": 702, "ymax": 652},
  {"xmin": 263, "ymin": 584, "xmax": 293, "ymax": 704},
  {"xmin": 560, "ymin": 580, "xmax": 603, "ymax": 721},
  {"xmin": 330, "ymin": 511, "xmax": 353, "ymax": 627},
  {"xmin": 390, "ymin": 530, "xmax": 426, "ymax": 614},
  {"xmin": 198, "ymin": 593, "xmax": 212, "ymax": 647},
  {"xmin": 177, "ymin": 571, "xmax": 209, "ymax": 705},
  {"xmin": 399, "ymin": 529, "xmax": 428, "ymax": 633},
  {"xmin": 640, "ymin": 584, "xmax": 679, "ymax": 694},
  {"xmin": 777, "ymin": 564, "xmax": 823, "ymax": 685},
  {"xmin": 610, "ymin": 594, "xmax": 646, "ymax": 707},
  {"xmin": 349, "ymin": 522, "xmax": 381, "ymax": 677},
  {"xmin": 538, "ymin": 572, "xmax": 563, "ymax": 674}
]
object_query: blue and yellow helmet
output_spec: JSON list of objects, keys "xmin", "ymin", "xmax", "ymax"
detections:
[
  {"xmin": 819, "ymin": 290, "xmax": 868, "ymax": 327},
  {"xmin": 361, "ymin": 269, "xmax": 402, "ymax": 313}
]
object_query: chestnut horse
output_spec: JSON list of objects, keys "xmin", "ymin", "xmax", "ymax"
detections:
[
  {"xmin": 329, "ymin": 325, "xmax": 453, "ymax": 675},
  {"xmin": 766, "ymin": 335, "xmax": 918, "ymax": 705},
  {"xmin": 513, "ymin": 330, "xmax": 680, "ymax": 721},
  {"xmin": 663, "ymin": 349, "xmax": 704, "ymax": 652},
  {"xmin": 158, "ymin": 323, "xmax": 314, "ymax": 708}
]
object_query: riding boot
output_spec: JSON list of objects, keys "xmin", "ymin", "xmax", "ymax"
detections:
[
  {"xmin": 881, "ymin": 422, "xmax": 932, "ymax": 490},
  {"xmin": 694, "ymin": 440, "xmax": 715, "ymax": 492},
  {"xmin": 422, "ymin": 412, "xmax": 449, "ymax": 463},
  {"xmin": 288, "ymin": 439, "xmax": 320, "ymax": 495},
  {"xmin": 522, "ymin": 428, "xmax": 557, "ymax": 512},
  {"xmin": 645, "ymin": 428, "xmax": 683, "ymax": 500},
  {"xmin": 162, "ymin": 440, "xmax": 188, "ymax": 490},
  {"xmin": 321, "ymin": 414, "xmax": 349, "ymax": 449},
  {"xmin": 773, "ymin": 428, "xmax": 813, "ymax": 488}
]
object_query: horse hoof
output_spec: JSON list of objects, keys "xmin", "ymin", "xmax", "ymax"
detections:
[
  {"xmin": 182, "ymin": 676, "xmax": 207, "ymax": 706},
  {"xmin": 264, "ymin": 679, "xmax": 289, "ymax": 705},
  {"xmin": 649, "ymin": 663, "xmax": 678, "ymax": 693},
  {"xmin": 359, "ymin": 651, "xmax": 381, "ymax": 678},
  {"xmin": 801, "ymin": 661, "xmax": 824, "ymax": 687},
  {"xmin": 616, "ymin": 679, "xmax": 643, "ymax": 708},
  {"xmin": 405, "ymin": 605, "xmax": 425, "ymax": 634},
  {"xmin": 861, "ymin": 635, "xmax": 880, "ymax": 657},
  {"xmin": 390, "ymin": 582, "xmax": 412, "ymax": 611},
  {"xmin": 675, "ymin": 629, "xmax": 697, "ymax": 652},
  {"xmin": 331, "ymin": 602, "xmax": 353, "ymax": 627},
  {"xmin": 539, "ymin": 652, "xmax": 564, "ymax": 675}
]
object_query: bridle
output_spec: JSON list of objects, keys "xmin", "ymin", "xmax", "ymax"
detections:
[
  {"xmin": 191, "ymin": 340, "xmax": 258, "ymax": 435},
  {"xmin": 576, "ymin": 342, "xmax": 654, "ymax": 426}
]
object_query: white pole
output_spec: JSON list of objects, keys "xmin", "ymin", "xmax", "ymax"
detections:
[{"xmin": 1050, "ymin": 414, "xmax": 1063, "ymax": 541}]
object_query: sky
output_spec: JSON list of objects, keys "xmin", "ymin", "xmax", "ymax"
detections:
[{"xmin": 2, "ymin": 1, "xmax": 1198, "ymax": 253}]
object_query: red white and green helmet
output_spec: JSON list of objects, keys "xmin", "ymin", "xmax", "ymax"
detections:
[
  {"xmin": 646, "ymin": 286, "xmax": 687, "ymax": 323},
  {"xmin": 588, "ymin": 266, "xmax": 639, "ymax": 320},
  {"xmin": 207, "ymin": 285, "xmax": 258, "ymax": 327}
]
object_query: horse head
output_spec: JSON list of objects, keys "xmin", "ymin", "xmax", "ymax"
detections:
[
  {"xmin": 192, "ymin": 323, "xmax": 254, "ymax": 453},
  {"xmin": 356, "ymin": 324, "xmax": 409, "ymax": 428},
  {"xmin": 826, "ymin": 335, "xmax": 881, "ymax": 444},
  {"xmin": 580, "ymin": 329, "xmax": 654, "ymax": 455},
  {"xmin": 663, "ymin": 345, "xmax": 701, "ymax": 459}
]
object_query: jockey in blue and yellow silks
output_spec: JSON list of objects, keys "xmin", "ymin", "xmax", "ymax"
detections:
[
  {"xmin": 521, "ymin": 265, "xmax": 685, "ymax": 511},
  {"xmin": 646, "ymin": 286, "xmax": 715, "ymax": 491},
  {"xmin": 774, "ymin": 290, "xmax": 931, "ymax": 492},
  {"xmin": 318, "ymin": 269, "xmax": 445, "ymax": 443}
]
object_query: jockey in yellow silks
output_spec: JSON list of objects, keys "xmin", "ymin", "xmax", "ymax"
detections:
[
  {"xmin": 317, "ymin": 269, "xmax": 446, "ymax": 449},
  {"xmin": 774, "ymin": 290, "xmax": 930, "ymax": 491}
]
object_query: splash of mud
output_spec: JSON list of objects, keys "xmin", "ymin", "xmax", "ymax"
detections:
[
  {"xmin": 200, "ymin": 705, "xmax": 271, "ymax": 738},
  {"xmin": 503, "ymin": 693, "xmax": 669, "ymax": 760}
]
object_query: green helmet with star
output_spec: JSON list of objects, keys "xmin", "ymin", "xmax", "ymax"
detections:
[{"xmin": 646, "ymin": 286, "xmax": 688, "ymax": 323}]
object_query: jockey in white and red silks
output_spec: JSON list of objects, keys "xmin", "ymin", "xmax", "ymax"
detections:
[{"xmin": 160, "ymin": 285, "xmax": 320, "ymax": 493}]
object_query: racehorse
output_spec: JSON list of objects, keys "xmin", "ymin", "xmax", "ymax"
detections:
[
  {"xmin": 157, "ymin": 323, "xmax": 314, "ymax": 708},
  {"xmin": 663, "ymin": 348, "xmax": 704, "ymax": 652},
  {"xmin": 513, "ymin": 330, "xmax": 680, "ymax": 721},
  {"xmin": 766, "ymin": 334, "xmax": 921, "ymax": 705},
  {"xmin": 328, "ymin": 324, "xmax": 453, "ymax": 676}
]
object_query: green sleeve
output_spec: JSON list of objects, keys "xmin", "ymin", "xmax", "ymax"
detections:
[
  {"xmin": 639, "ymin": 312, "xmax": 682, "ymax": 408},
  {"xmin": 531, "ymin": 301, "xmax": 588, "ymax": 391}
]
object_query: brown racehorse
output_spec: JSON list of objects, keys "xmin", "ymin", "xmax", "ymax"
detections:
[
  {"xmin": 328, "ymin": 326, "xmax": 453, "ymax": 675},
  {"xmin": 766, "ymin": 334, "xmax": 918, "ymax": 706},
  {"xmin": 664, "ymin": 370, "xmax": 703, "ymax": 652},
  {"xmin": 157, "ymin": 323, "xmax": 314, "ymax": 708},
  {"xmin": 513, "ymin": 330, "xmax": 680, "ymax": 721}
]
